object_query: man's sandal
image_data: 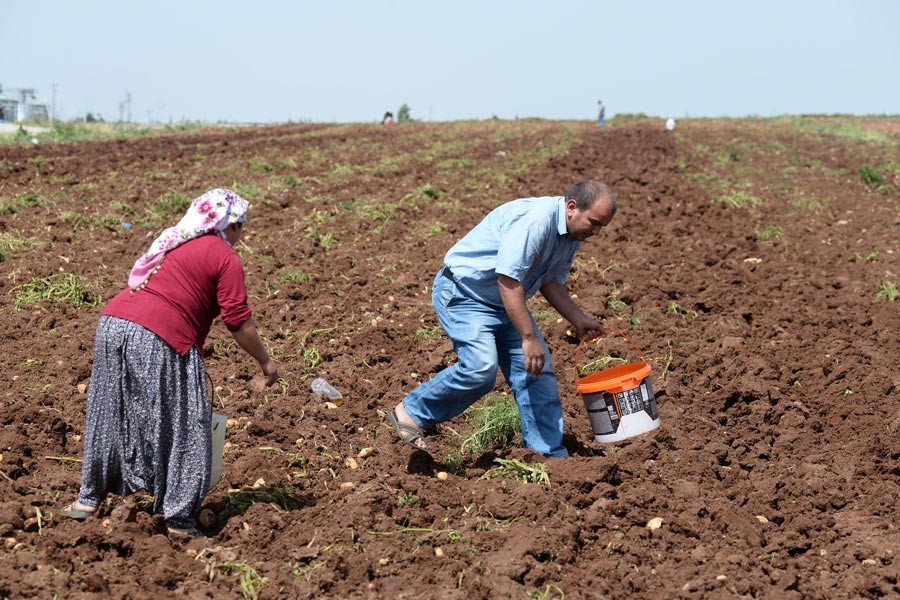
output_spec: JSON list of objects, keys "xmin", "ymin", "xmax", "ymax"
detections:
[
  {"xmin": 61, "ymin": 501, "xmax": 94, "ymax": 521},
  {"xmin": 389, "ymin": 408, "xmax": 428, "ymax": 452}
]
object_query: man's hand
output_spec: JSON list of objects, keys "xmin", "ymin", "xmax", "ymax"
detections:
[
  {"xmin": 541, "ymin": 282, "xmax": 605, "ymax": 341},
  {"xmin": 573, "ymin": 315, "xmax": 604, "ymax": 342},
  {"xmin": 498, "ymin": 275, "xmax": 547, "ymax": 377},
  {"xmin": 522, "ymin": 337, "xmax": 546, "ymax": 376}
]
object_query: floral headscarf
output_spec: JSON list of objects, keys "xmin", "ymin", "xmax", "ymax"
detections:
[{"xmin": 128, "ymin": 188, "xmax": 249, "ymax": 290}]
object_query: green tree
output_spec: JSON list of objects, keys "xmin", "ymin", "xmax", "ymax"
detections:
[{"xmin": 398, "ymin": 103, "xmax": 412, "ymax": 122}]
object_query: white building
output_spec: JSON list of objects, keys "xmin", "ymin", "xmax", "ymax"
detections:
[{"xmin": 0, "ymin": 85, "xmax": 50, "ymax": 123}]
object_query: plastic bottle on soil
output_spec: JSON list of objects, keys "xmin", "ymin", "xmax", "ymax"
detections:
[{"xmin": 311, "ymin": 377, "xmax": 343, "ymax": 400}]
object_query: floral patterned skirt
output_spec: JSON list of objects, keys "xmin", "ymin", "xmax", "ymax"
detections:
[{"xmin": 78, "ymin": 316, "xmax": 211, "ymax": 528}]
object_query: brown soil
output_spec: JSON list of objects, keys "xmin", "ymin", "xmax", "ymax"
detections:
[{"xmin": 0, "ymin": 119, "xmax": 898, "ymax": 598}]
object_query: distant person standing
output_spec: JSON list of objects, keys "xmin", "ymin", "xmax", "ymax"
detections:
[
  {"xmin": 382, "ymin": 111, "xmax": 395, "ymax": 125},
  {"xmin": 597, "ymin": 100, "xmax": 606, "ymax": 130},
  {"xmin": 0, "ymin": 105, "xmax": 5, "ymax": 123}
]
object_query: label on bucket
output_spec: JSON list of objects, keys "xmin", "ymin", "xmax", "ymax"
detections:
[{"xmin": 583, "ymin": 377, "xmax": 658, "ymax": 437}]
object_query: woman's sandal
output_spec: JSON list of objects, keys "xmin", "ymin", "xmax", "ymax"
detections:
[
  {"xmin": 61, "ymin": 501, "xmax": 95, "ymax": 521},
  {"xmin": 167, "ymin": 526, "xmax": 207, "ymax": 539},
  {"xmin": 388, "ymin": 407, "xmax": 429, "ymax": 452}
]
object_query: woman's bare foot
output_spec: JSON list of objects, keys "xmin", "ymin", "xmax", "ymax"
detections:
[{"xmin": 61, "ymin": 500, "xmax": 96, "ymax": 521}]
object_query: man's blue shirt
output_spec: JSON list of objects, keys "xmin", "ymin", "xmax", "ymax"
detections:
[{"xmin": 443, "ymin": 196, "xmax": 580, "ymax": 308}]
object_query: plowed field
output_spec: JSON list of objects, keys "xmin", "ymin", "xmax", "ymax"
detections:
[{"xmin": 1, "ymin": 117, "xmax": 898, "ymax": 598}]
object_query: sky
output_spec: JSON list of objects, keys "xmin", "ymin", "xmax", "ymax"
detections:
[{"xmin": 3, "ymin": 0, "xmax": 898, "ymax": 124}]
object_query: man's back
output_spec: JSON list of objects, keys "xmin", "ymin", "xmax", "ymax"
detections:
[{"xmin": 444, "ymin": 197, "xmax": 579, "ymax": 307}]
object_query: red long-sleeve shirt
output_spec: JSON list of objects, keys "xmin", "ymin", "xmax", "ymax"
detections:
[{"xmin": 103, "ymin": 233, "xmax": 252, "ymax": 355}]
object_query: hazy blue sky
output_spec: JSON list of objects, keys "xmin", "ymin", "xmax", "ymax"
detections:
[{"xmin": 3, "ymin": 0, "xmax": 898, "ymax": 123}]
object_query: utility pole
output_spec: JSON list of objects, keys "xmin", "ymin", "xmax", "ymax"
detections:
[
  {"xmin": 51, "ymin": 83, "xmax": 57, "ymax": 124},
  {"xmin": 125, "ymin": 91, "xmax": 132, "ymax": 122}
]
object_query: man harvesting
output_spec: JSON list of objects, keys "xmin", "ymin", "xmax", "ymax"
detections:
[{"xmin": 390, "ymin": 179, "xmax": 617, "ymax": 457}]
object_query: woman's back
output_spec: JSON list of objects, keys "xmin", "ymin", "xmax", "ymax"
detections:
[{"xmin": 103, "ymin": 234, "xmax": 251, "ymax": 355}]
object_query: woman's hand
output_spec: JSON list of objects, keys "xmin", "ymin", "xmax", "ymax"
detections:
[
  {"xmin": 231, "ymin": 318, "xmax": 280, "ymax": 386},
  {"xmin": 261, "ymin": 359, "xmax": 279, "ymax": 387}
]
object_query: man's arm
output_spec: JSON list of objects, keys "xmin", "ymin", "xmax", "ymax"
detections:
[
  {"xmin": 498, "ymin": 274, "xmax": 546, "ymax": 376},
  {"xmin": 540, "ymin": 281, "xmax": 604, "ymax": 340}
]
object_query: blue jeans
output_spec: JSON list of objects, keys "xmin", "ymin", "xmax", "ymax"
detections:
[{"xmin": 402, "ymin": 270, "xmax": 568, "ymax": 457}]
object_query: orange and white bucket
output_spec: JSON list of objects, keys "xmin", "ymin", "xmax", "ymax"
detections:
[{"xmin": 575, "ymin": 328, "xmax": 660, "ymax": 443}]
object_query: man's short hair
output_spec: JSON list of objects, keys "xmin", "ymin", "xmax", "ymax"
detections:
[{"xmin": 565, "ymin": 179, "xmax": 617, "ymax": 213}]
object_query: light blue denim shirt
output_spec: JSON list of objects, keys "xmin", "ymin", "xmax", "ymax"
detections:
[{"xmin": 443, "ymin": 196, "xmax": 580, "ymax": 308}]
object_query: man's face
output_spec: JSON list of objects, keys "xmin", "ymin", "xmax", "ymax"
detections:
[{"xmin": 565, "ymin": 198, "xmax": 615, "ymax": 241}]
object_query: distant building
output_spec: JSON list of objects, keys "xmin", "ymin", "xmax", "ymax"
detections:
[{"xmin": 0, "ymin": 84, "xmax": 50, "ymax": 123}]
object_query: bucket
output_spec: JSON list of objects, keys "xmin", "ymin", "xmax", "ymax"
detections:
[
  {"xmin": 575, "ymin": 328, "xmax": 660, "ymax": 443},
  {"xmin": 209, "ymin": 413, "xmax": 226, "ymax": 492}
]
